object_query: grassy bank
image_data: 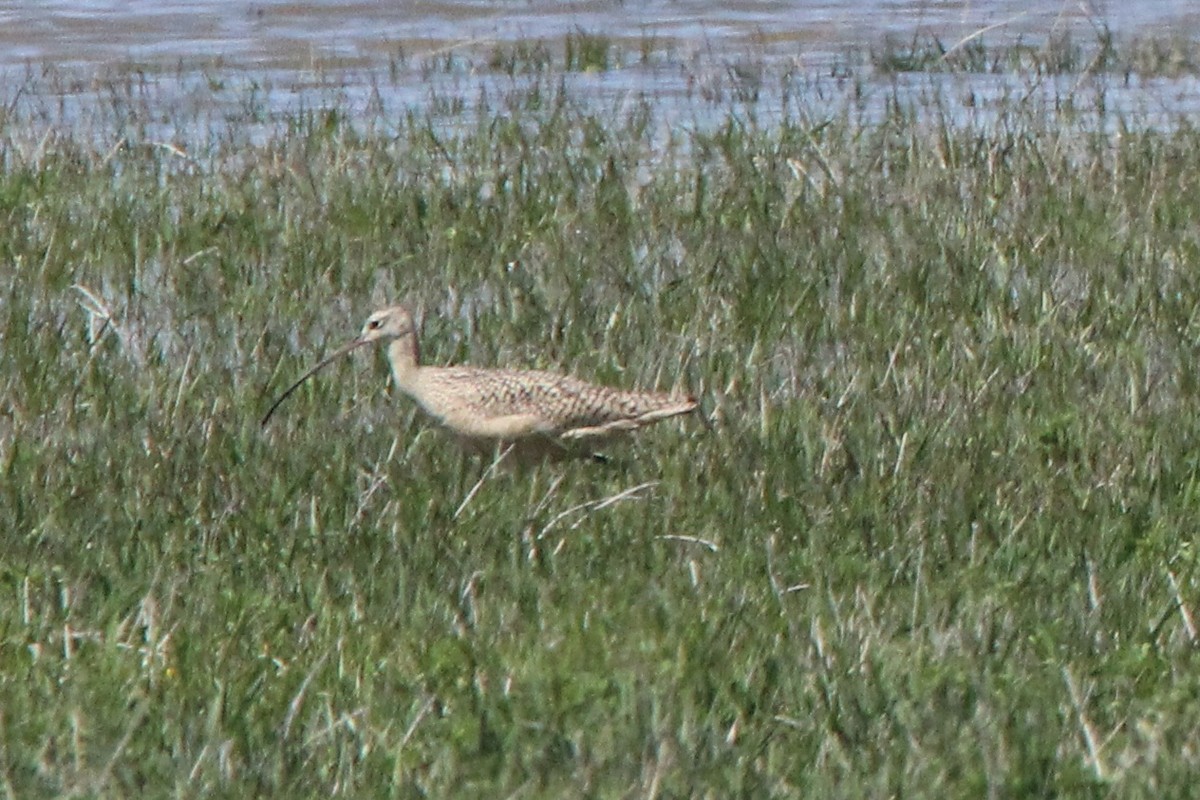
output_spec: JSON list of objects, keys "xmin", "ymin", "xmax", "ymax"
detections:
[{"xmin": 4, "ymin": 58, "xmax": 1200, "ymax": 797}]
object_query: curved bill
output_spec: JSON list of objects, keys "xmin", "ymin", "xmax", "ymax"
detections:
[{"xmin": 261, "ymin": 337, "xmax": 373, "ymax": 427}]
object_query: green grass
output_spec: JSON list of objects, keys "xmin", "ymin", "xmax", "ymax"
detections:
[
  {"xmin": 5, "ymin": 50, "xmax": 1200, "ymax": 796},
  {"xmin": 870, "ymin": 27, "xmax": 1200, "ymax": 78}
]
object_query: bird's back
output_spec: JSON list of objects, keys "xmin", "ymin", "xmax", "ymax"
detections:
[{"xmin": 408, "ymin": 365, "xmax": 695, "ymax": 443}]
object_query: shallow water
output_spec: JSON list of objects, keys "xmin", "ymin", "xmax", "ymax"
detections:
[
  {"xmin": 2, "ymin": 1, "xmax": 1197, "ymax": 73},
  {"xmin": 3, "ymin": 1, "xmax": 1199, "ymax": 136}
]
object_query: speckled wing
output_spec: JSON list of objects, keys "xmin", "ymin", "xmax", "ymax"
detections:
[{"xmin": 411, "ymin": 367, "xmax": 696, "ymax": 442}]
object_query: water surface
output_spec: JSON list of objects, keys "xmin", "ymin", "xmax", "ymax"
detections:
[
  {"xmin": 3, "ymin": 1, "xmax": 1197, "ymax": 73},
  {"xmin": 3, "ymin": 1, "xmax": 1199, "ymax": 136}
]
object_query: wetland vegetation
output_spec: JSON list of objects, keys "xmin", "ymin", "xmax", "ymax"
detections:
[{"xmin": 5, "ymin": 30, "xmax": 1200, "ymax": 797}]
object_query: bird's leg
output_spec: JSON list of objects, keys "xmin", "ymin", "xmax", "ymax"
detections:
[{"xmin": 453, "ymin": 443, "xmax": 513, "ymax": 519}]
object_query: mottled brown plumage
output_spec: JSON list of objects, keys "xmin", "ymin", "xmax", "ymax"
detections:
[{"xmin": 263, "ymin": 306, "xmax": 697, "ymax": 460}]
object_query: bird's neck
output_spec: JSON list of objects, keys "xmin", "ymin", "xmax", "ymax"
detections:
[{"xmin": 386, "ymin": 333, "xmax": 420, "ymax": 390}]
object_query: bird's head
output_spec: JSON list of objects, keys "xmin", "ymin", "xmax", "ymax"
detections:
[
  {"xmin": 358, "ymin": 305, "xmax": 416, "ymax": 344},
  {"xmin": 260, "ymin": 304, "xmax": 419, "ymax": 427}
]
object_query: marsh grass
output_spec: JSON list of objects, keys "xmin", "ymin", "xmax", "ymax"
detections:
[
  {"xmin": 563, "ymin": 29, "xmax": 615, "ymax": 73},
  {"xmin": 869, "ymin": 27, "xmax": 1200, "ymax": 79},
  {"xmin": 5, "ymin": 51, "xmax": 1200, "ymax": 797},
  {"xmin": 487, "ymin": 30, "xmax": 614, "ymax": 78}
]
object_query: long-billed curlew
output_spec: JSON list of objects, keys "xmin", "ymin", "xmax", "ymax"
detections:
[{"xmin": 262, "ymin": 306, "xmax": 697, "ymax": 461}]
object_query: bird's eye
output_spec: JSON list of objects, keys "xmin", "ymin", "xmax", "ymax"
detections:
[{"xmin": 368, "ymin": 319, "xmax": 381, "ymax": 330}]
